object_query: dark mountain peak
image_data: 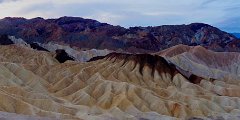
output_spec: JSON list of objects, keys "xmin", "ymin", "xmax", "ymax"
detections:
[
  {"xmin": 188, "ymin": 23, "xmax": 212, "ymax": 32},
  {"xmin": 55, "ymin": 16, "xmax": 85, "ymax": 24},
  {"xmin": 2, "ymin": 17, "xmax": 27, "ymax": 21},
  {"xmin": 0, "ymin": 16, "xmax": 239, "ymax": 52},
  {"xmin": 53, "ymin": 16, "xmax": 103, "ymax": 26},
  {"xmin": 189, "ymin": 23, "xmax": 211, "ymax": 27},
  {"xmin": 29, "ymin": 17, "xmax": 45, "ymax": 21},
  {"xmin": 1, "ymin": 17, "xmax": 27, "ymax": 24}
]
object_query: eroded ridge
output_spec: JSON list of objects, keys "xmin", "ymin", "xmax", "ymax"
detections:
[{"xmin": 0, "ymin": 45, "xmax": 239, "ymax": 120}]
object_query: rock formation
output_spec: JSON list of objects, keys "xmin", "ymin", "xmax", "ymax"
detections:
[
  {"xmin": 156, "ymin": 44, "xmax": 240, "ymax": 81},
  {"xmin": 1, "ymin": 35, "xmax": 112, "ymax": 62},
  {"xmin": 0, "ymin": 34, "xmax": 14, "ymax": 45},
  {"xmin": 55, "ymin": 49, "xmax": 74, "ymax": 63},
  {"xmin": 0, "ymin": 16, "xmax": 239, "ymax": 120},
  {"xmin": 30, "ymin": 43, "xmax": 49, "ymax": 52},
  {"xmin": 0, "ymin": 44, "xmax": 239, "ymax": 119},
  {"xmin": 38, "ymin": 42, "xmax": 112, "ymax": 62}
]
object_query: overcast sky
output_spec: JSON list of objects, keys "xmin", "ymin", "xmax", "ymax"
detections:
[{"xmin": 0, "ymin": 0, "xmax": 239, "ymax": 32}]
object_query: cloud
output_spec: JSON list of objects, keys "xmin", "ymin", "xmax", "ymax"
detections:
[
  {"xmin": 0, "ymin": 0, "xmax": 239, "ymax": 32},
  {"xmin": 0, "ymin": 0, "xmax": 19, "ymax": 3},
  {"xmin": 214, "ymin": 17, "xmax": 240, "ymax": 33},
  {"xmin": 84, "ymin": 12, "xmax": 125, "ymax": 25},
  {"xmin": 200, "ymin": 0, "xmax": 218, "ymax": 6}
]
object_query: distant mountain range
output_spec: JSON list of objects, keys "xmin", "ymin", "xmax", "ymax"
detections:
[
  {"xmin": 0, "ymin": 16, "xmax": 239, "ymax": 52},
  {"xmin": 232, "ymin": 33, "xmax": 240, "ymax": 38}
]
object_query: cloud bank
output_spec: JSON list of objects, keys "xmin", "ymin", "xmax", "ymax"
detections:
[{"xmin": 0, "ymin": 0, "xmax": 239, "ymax": 32}]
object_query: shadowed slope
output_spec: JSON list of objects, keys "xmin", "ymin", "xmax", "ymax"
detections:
[
  {"xmin": 30, "ymin": 43, "xmax": 49, "ymax": 52},
  {"xmin": 0, "ymin": 34, "xmax": 14, "ymax": 45},
  {"xmin": 55, "ymin": 49, "xmax": 74, "ymax": 63}
]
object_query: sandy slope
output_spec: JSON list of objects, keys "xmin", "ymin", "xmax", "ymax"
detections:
[
  {"xmin": 156, "ymin": 44, "xmax": 240, "ymax": 81},
  {"xmin": 0, "ymin": 45, "xmax": 239, "ymax": 119}
]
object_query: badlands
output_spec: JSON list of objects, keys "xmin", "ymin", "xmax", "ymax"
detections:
[{"xmin": 0, "ymin": 44, "xmax": 239, "ymax": 120}]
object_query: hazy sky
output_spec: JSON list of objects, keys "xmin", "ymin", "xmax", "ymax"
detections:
[{"xmin": 0, "ymin": 0, "xmax": 239, "ymax": 32}]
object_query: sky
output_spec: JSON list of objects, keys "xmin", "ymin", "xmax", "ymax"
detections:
[{"xmin": 0, "ymin": 0, "xmax": 239, "ymax": 32}]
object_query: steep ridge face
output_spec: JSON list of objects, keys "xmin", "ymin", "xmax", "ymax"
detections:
[
  {"xmin": 8, "ymin": 36, "xmax": 30, "ymax": 47},
  {"xmin": 0, "ymin": 45, "xmax": 240, "ymax": 119},
  {"xmin": 156, "ymin": 44, "xmax": 240, "ymax": 81},
  {"xmin": 0, "ymin": 17, "xmax": 239, "ymax": 52},
  {"xmin": 38, "ymin": 42, "xmax": 112, "ymax": 62}
]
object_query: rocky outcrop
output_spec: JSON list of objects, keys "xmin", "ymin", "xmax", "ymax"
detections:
[
  {"xmin": 38, "ymin": 42, "xmax": 112, "ymax": 62},
  {"xmin": 30, "ymin": 43, "xmax": 49, "ymax": 52},
  {"xmin": 0, "ymin": 17, "xmax": 239, "ymax": 52},
  {"xmin": 55, "ymin": 49, "xmax": 74, "ymax": 63},
  {"xmin": 8, "ymin": 36, "xmax": 30, "ymax": 47},
  {"xmin": 0, "ymin": 34, "xmax": 14, "ymax": 45},
  {"xmin": 1, "ymin": 35, "xmax": 112, "ymax": 62}
]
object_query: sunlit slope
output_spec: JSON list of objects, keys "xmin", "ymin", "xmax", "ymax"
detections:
[
  {"xmin": 0, "ymin": 45, "xmax": 58, "ymax": 65},
  {"xmin": 0, "ymin": 45, "xmax": 239, "ymax": 119},
  {"xmin": 156, "ymin": 44, "xmax": 240, "ymax": 81}
]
